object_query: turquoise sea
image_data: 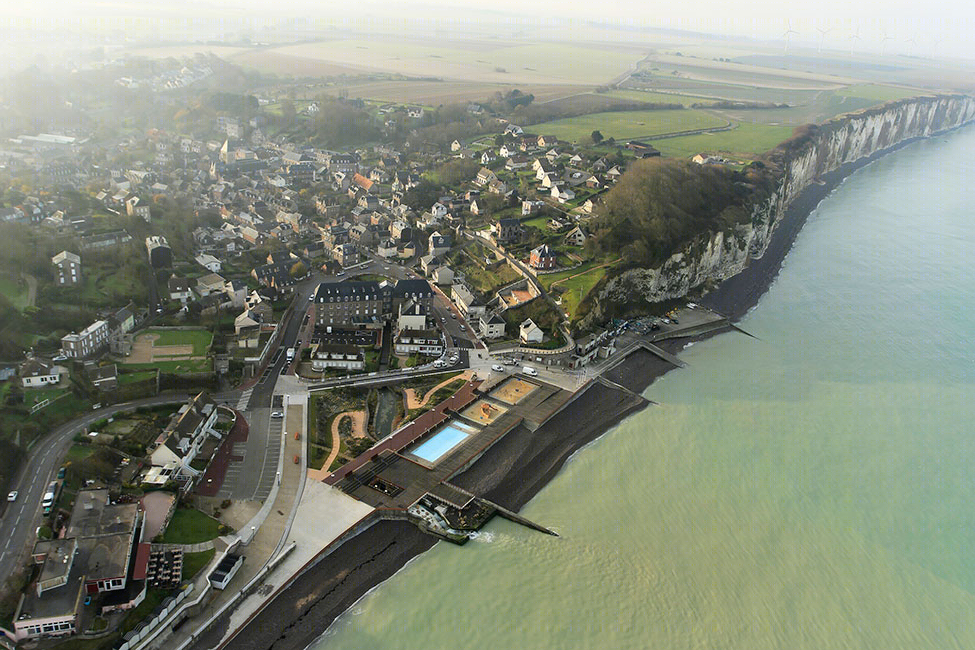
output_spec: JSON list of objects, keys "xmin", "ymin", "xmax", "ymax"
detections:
[{"xmin": 314, "ymin": 125, "xmax": 975, "ymax": 649}]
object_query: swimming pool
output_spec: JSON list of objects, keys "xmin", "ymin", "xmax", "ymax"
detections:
[{"xmin": 408, "ymin": 422, "xmax": 478, "ymax": 464}]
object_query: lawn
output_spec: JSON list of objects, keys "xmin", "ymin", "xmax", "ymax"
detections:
[
  {"xmin": 545, "ymin": 264, "xmax": 612, "ymax": 321},
  {"xmin": 159, "ymin": 507, "xmax": 222, "ymax": 544},
  {"xmin": 118, "ymin": 370, "xmax": 158, "ymax": 385},
  {"xmin": 182, "ymin": 548, "xmax": 216, "ymax": 580},
  {"xmin": 120, "ymin": 359, "xmax": 212, "ymax": 373},
  {"xmin": 0, "ymin": 273, "xmax": 29, "ymax": 310},
  {"xmin": 652, "ymin": 122, "xmax": 797, "ymax": 160},
  {"xmin": 144, "ymin": 328, "xmax": 213, "ymax": 356},
  {"xmin": 529, "ymin": 109, "xmax": 726, "ymax": 144}
]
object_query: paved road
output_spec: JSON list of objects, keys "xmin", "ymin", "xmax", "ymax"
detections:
[{"xmin": 0, "ymin": 392, "xmax": 204, "ymax": 588}]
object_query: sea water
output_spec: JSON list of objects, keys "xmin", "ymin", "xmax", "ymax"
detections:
[{"xmin": 314, "ymin": 125, "xmax": 975, "ymax": 649}]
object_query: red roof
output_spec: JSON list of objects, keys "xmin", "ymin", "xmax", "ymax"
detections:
[{"xmin": 132, "ymin": 543, "xmax": 151, "ymax": 581}]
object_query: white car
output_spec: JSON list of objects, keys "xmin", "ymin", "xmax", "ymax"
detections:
[
  {"xmin": 522, "ymin": 366, "xmax": 539, "ymax": 377},
  {"xmin": 459, "ymin": 325, "xmax": 466, "ymax": 331},
  {"xmin": 491, "ymin": 364, "xmax": 505, "ymax": 372},
  {"xmin": 271, "ymin": 411, "xmax": 284, "ymax": 419},
  {"xmin": 7, "ymin": 490, "xmax": 17, "ymax": 502}
]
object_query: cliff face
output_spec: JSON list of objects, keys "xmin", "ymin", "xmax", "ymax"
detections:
[{"xmin": 585, "ymin": 94, "xmax": 975, "ymax": 325}]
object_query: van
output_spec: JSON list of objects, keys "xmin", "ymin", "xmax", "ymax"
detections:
[
  {"xmin": 41, "ymin": 481, "xmax": 59, "ymax": 513},
  {"xmin": 286, "ymin": 348, "xmax": 296, "ymax": 361},
  {"xmin": 522, "ymin": 366, "xmax": 538, "ymax": 377}
]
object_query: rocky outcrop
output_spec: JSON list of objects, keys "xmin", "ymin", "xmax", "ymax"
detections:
[{"xmin": 583, "ymin": 94, "xmax": 975, "ymax": 326}]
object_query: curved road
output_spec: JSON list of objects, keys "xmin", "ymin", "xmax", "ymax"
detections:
[{"xmin": 0, "ymin": 390, "xmax": 237, "ymax": 589}]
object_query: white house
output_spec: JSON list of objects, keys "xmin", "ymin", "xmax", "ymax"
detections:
[
  {"xmin": 519, "ymin": 318, "xmax": 544, "ymax": 344},
  {"xmin": 19, "ymin": 358, "xmax": 65, "ymax": 388},
  {"xmin": 479, "ymin": 313, "xmax": 506, "ymax": 339},
  {"xmin": 148, "ymin": 392, "xmax": 220, "ymax": 487},
  {"xmin": 312, "ymin": 344, "xmax": 365, "ymax": 371},
  {"xmin": 195, "ymin": 253, "xmax": 222, "ymax": 273}
]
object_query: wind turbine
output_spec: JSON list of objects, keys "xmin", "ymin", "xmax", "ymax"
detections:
[
  {"xmin": 849, "ymin": 25, "xmax": 862, "ymax": 56},
  {"xmin": 816, "ymin": 26, "xmax": 831, "ymax": 53},
  {"xmin": 881, "ymin": 29, "xmax": 894, "ymax": 57},
  {"xmin": 904, "ymin": 35, "xmax": 917, "ymax": 57},
  {"xmin": 783, "ymin": 20, "xmax": 799, "ymax": 53}
]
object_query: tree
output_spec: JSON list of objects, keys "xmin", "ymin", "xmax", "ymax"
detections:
[
  {"xmin": 494, "ymin": 134, "xmax": 504, "ymax": 147},
  {"xmin": 591, "ymin": 130, "xmax": 604, "ymax": 144},
  {"xmin": 280, "ymin": 99, "xmax": 297, "ymax": 127},
  {"xmin": 290, "ymin": 261, "xmax": 307, "ymax": 278}
]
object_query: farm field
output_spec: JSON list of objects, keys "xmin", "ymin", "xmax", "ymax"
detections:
[
  {"xmin": 622, "ymin": 76, "xmax": 824, "ymax": 105},
  {"xmin": 265, "ymin": 39, "xmax": 640, "ymax": 85},
  {"xmin": 652, "ymin": 121, "xmax": 797, "ymax": 160},
  {"xmin": 530, "ymin": 109, "xmax": 726, "ymax": 143},
  {"xmin": 309, "ymin": 80, "xmax": 585, "ymax": 105},
  {"xmin": 645, "ymin": 54, "xmax": 856, "ymax": 88},
  {"xmin": 605, "ymin": 89, "xmax": 715, "ymax": 106}
]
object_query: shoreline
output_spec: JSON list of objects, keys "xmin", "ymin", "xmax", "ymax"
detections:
[{"xmin": 219, "ymin": 128, "xmax": 965, "ymax": 650}]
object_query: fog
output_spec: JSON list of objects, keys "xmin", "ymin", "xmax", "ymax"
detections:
[{"xmin": 0, "ymin": 0, "xmax": 972, "ymax": 61}]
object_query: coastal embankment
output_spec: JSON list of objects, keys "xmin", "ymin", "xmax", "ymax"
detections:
[{"xmin": 219, "ymin": 97, "xmax": 975, "ymax": 650}]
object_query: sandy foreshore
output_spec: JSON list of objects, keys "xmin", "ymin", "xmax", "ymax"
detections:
[{"xmin": 217, "ymin": 135, "xmax": 938, "ymax": 650}]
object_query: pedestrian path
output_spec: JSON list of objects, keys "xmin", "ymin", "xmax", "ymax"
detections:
[
  {"xmin": 152, "ymin": 540, "xmax": 215, "ymax": 553},
  {"xmin": 236, "ymin": 388, "xmax": 253, "ymax": 411}
]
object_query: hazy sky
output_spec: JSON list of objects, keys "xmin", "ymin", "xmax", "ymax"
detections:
[{"xmin": 2, "ymin": 0, "xmax": 973, "ymax": 60}]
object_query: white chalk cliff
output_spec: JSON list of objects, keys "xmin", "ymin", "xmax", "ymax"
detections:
[{"xmin": 586, "ymin": 94, "xmax": 975, "ymax": 323}]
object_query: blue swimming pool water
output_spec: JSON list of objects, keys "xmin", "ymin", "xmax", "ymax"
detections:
[{"xmin": 409, "ymin": 424, "xmax": 472, "ymax": 463}]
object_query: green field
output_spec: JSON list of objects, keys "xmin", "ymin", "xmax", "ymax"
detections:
[
  {"xmin": 530, "ymin": 109, "xmax": 726, "ymax": 144},
  {"xmin": 0, "ymin": 274, "xmax": 30, "ymax": 310},
  {"xmin": 120, "ymin": 359, "xmax": 212, "ymax": 373},
  {"xmin": 541, "ymin": 262, "xmax": 613, "ymax": 321},
  {"xmin": 652, "ymin": 122, "xmax": 797, "ymax": 160},
  {"xmin": 145, "ymin": 328, "xmax": 213, "ymax": 356},
  {"xmin": 159, "ymin": 508, "xmax": 222, "ymax": 544},
  {"xmin": 606, "ymin": 89, "xmax": 715, "ymax": 106},
  {"xmin": 834, "ymin": 84, "xmax": 927, "ymax": 102}
]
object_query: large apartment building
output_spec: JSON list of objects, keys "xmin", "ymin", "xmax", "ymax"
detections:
[
  {"xmin": 314, "ymin": 280, "xmax": 391, "ymax": 328},
  {"xmin": 61, "ymin": 320, "xmax": 109, "ymax": 358}
]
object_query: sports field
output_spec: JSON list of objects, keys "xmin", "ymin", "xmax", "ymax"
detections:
[{"xmin": 530, "ymin": 109, "xmax": 726, "ymax": 143}]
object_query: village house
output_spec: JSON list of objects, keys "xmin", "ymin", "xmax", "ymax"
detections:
[
  {"xmin": 529, "ymin": 244, "xmax": 557, "ymax": 270},
  {"xmin": 564, "ymin": 226, "xmax": 587, "ymax": 247},
  {"xmin": 312, "ymin": 344, "xmax": 365, "ymax": 372},
  {"xmin": 479, "ymin": 313, "xmax": 507, "ymax": 339},
  {"xmin": 394, "ymin": 329, "xmax": 444, "ymax": 357},
  {"xmin": 168, "ymin": 276, "xmax": 193, "ymax": 304},
  {"xmin": 19, "ymin": 357, "xmax": 65, "ymax": 387},
  {"xmin": 146, "ymin": 392, "xmax": 220, "ymax": 488},
  {"xmin": 492, "ymin": 218, "xmax": 522, "ymax": 244},
  {"xmin": 519, "ymin": 318, "xmax": 544, "ymax": 344},
  {"xmin": 52, "ymin": 251, "xmax": 82, "ymax": 286}
]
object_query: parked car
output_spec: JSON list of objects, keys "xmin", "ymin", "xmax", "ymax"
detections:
[
  {"xmin": 52, "ymin": 354, "xmax": 67, "ymax": 362},
  {"xmin": 491, "ymin": 364, "xmax": 505, "ymax": 372},
  {"xmin": 7, "ymin": 491, "xmax": 17, "ymax": 502},
  {"xmin": 271, "ymin": 411, "xmax": 284, "ymax": 419},
  {"xmin": 459, "ymin": 325, "xmax": 466, "ymax": 331}
]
